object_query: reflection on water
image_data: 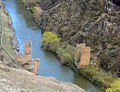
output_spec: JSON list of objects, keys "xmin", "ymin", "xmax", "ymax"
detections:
[{"xmin": 3, "ymin": 0, "xmax": 103, "ymax": 91}]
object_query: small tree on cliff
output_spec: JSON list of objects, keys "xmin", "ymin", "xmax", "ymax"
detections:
[{"xmin": 41, "ymin": 32, "xmax": 60, "ymax": 52}]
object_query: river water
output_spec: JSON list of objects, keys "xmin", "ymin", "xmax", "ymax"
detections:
[{"xmin": 3, "ymin": 0, "xmax": 103, "ymax": 92}]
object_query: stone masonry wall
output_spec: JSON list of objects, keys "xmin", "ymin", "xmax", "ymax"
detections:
[
  {"xmin": 16, "ymin": 40, "xmax": 40, "ymax": 75},
  {"xmin": 74, "ymin": 43, "xmax": 91, "ymax": 68}
]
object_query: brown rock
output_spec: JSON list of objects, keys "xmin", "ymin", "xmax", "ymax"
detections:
[{"xmin": 34, "ymin": 58, "xmax": 40, "ymax": 75}]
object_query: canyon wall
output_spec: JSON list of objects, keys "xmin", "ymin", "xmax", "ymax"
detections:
[{"xmin": 32, "ymin": 0, "xmax": 120, "ymax": 76}]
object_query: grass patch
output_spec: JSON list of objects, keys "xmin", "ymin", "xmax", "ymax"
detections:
[
  {"xmin": 70, "ymin": 63, "xmax": 117, "ymax": 90},
  {"xmin": 0, "ymin": 4, "xmax": 16, "ymax": 58}
]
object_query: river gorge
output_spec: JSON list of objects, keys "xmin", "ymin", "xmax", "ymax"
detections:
[{"xmin": 2, "ymin": 0, "xmax": 103, "ymax": 91}]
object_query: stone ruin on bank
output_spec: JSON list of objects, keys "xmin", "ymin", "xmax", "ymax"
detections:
[
  {"xmin": 74, "ymin": 43, "xmax": 91, "ymax": 68},
  {"xmin": 16, "ymin": 40, "xmax": 40, "ymax": 75}
]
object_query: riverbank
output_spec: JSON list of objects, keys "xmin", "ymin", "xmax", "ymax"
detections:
[
  {"xmin": 41, "ymin": 32, "xmax": 116, "ymax": 90},
  {"xmin": 0, "ymin": 1, "xmax": 18, "ymax": 66}
]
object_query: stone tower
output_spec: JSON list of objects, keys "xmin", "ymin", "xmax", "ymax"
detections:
[
  {"xmin": 25, "ymin": 40, "xmax": 32, "ymax": 55},
  {"xmin": 74, "ymin": 43, "xmax": 91, "ymax": 68},
  {"xmin": 16, "ymin": 40, "xmax": 40, "ymax": 75},
  {"xmin": 16, "ymin": 40, "xmax": 32, "ymax": 61}
]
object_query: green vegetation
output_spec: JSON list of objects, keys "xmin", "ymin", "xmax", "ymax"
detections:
[
  {"xmin": 106, "ymin": 79, "xmax": 120, "ymax": 92},
  {"xmin": 30, "ymin": 7, "xmax": 36, "ymax": 13},
  {"xmin": 22, "ymin": 0, "xmax": 58, "ymax": 6},
  {"xmin": 41, "ymin": 32, "xmax": 60, "ymax": 51},
  {"xmin": 41, "ymin": 32, "xmax": 118, "ymax": 90},
  {"xmin": 22, "ymin": 0, "xmax": 37, "ymax": 7},
  {"xmin": 70, "ymin": 64, "xmax": 117, "ymax": 89},
  {"xmin": 0, "ymin": 5, "xmax": 16, "ymax": 57},
  {"xmin": 41, "ymin": 32, "xmax": 74, "ymax": 64},
  {"xmin": 57, "ymin": 48, "xmax": 73, "ymax": 64}
]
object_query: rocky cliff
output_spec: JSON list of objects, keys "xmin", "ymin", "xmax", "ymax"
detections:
[
  {"xmin": 0, "ymin": 64, "xmax": 85, "ymax": 92},
  {"xmin": 30, "ymin": 0, "xmax": 120, "ymax": 76}
]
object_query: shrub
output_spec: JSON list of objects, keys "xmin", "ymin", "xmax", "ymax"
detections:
[
  {"xmin": 57, "ymin": 48, "xmax": 73, "ymax": 64},
  {"xmin": 22, "ymin": 0, "xmax": 36, "ymax": 6},
  {"xmin": 33, "ymin": 7, "xmax": 43, "ymax": 22},
  {"xmin": 64, "ymin": 45, "xmax": 75, "ymax": 57},
  {"xmin": 112, "ymin": 79, "xmax": 120, "ymax": 89},
  {"xmin": 41, "ymin": 32, "xmax": 60, "ymax": 51},
  {"xmin": 106, "ymin": 79, "xmax": 120, "ymax": 92},
  {"xmin": 30, "ymin": 7, "xmax": 36, "ymax": 13},
  {"xmin": 57, "ymin": 48, "xmax": 65, "ymax": 56}
]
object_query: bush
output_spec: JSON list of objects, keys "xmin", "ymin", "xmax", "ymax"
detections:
[
  {"xmin": 64, "ymin": 45, "xmax": 75, "ymax": 57},
  {"xmin": 112, "ymin": 79, "xmax": 120, "ymax": 89},
  {"xmin": 30, "ymin": 7, "xmax": 36, "ymax": 13},
  {"xmin": 33, "ymin": 7, "xmax": 43, "ymax": 22},
  {"xmin": 78, "ymin": 66, "xmax": 117, "ymax": 89},
  {"xmin": 41, "ymin": 32, "xmax": 60, "ymax": 51},
  {"xmin": 106, "ymin": 79, "xmax": 120, "ymax": 92},
  {"xmin": 57, "ymin": 48, "xmax": 73, "ymax": 64},
  {"xmin": 22, "ymin": 0, "xmax": 36, "ymax": 6}
]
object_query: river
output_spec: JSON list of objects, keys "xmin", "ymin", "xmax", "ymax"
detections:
[{"xmin": 3, "ymin": 0, "xmax": 103, "ymax": 92}]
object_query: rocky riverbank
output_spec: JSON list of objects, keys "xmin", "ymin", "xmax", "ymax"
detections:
[{"xmin": 0, "ymin": 0, "xmax": 85, "ymax": 91}]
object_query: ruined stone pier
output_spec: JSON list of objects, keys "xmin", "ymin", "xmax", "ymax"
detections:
[{"xmin": 16, "ymin": 40, "xmax": 40, "ymax": 75}]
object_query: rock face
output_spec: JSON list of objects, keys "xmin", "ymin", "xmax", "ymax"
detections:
[
  {"xmin": 74, "ymin": 44, "xmax": 91, "ymax": 68},
  {"xmin": 0, "ymin": 64, "xmax": 85, "ymax": 92},
  {"xmin": 16, "ymin": 40, "xmax": 40, "ymax": 75},
  {"xmin": 32, "ymin": 0, "xmax": 120, "ymax": 76}
]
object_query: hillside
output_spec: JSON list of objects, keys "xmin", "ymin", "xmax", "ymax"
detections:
[
  {"xmin": 0, "ymin": 64, "xmax": 84, "ymax": 92},
  {"xmin": 23, "ymin": 0, "xmax": 120, "ymax": 76}
]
